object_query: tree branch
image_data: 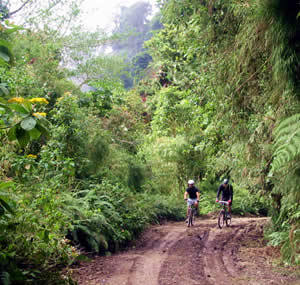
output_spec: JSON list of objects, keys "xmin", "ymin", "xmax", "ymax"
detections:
[{"xmin": 8, "ymin": 0, "xmax": 32, "ymax": 18}]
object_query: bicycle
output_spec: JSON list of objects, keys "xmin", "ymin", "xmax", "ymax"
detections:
[
  {"xmin": 187, "ymin": 203, "xmax": 197, "ymax": 227},
  {"xmin": 217, "ymin": 201, "xmax": 231, "ymax": 229}
]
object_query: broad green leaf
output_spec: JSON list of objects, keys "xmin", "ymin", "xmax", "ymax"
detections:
[
  {"xmin": 21, "ymin": 117, "xmax": 36, "ymax": 131},
  {"xmin": 0, "ymin": 58, "xmax": 9, "ymax": 67},
  {"xmin": 9, "ymin": 103, "xmax": 30, "ymax": 114},
  {"xmin": 28, "ymin": 128, "xmax": 41, "ymax": 140},
  {"xmin": 0, "ymin": 104, "xmax": 9, "ymax": 113},
  {"xmin": 0, "ymin": 51, "xmax": 10, "ymax": 62},
  {"xmin": 23, "ymin": 101, "xmax": 32, "ymax": 111},
  {"xmin": 0, "ymin": 197, "xmax": 13, "ymax": 213},
  {"xmin": 0, "ymin": 40, "xmax": 13, "ymax": 64},
  {"xmin": 16, "ymin": 127, "xmax": 30, "ymax": 147},
  {"xmin": 0, "ymin": 39, "xmax": 12, "ymax": 50},
  {"xmin": 4, "ymin": 25, "xmax": 23, "ymax": 34},
  {"xmin": 0, "ymin": 181, "xmax": 14, "ymax": 190},
  {"xmin": 43, "ymin": 230, "xmax": 50, "ymax": 243},
  {"xmin": 0, "ymin": 84, "xmax": 9, "ymax": 95},
  {"xmin": 37, "ymin": 116, "xmax": 50, "ymax": 128},
  {"xmin": 7, "ymin": 125, "xmax": 17, "ymax": 141},
  {"xmin": 36, "ymin": 123, "xmax": 50, "ymax": 137}
]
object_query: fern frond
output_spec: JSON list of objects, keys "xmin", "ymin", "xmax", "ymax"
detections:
[
  {"xmin": 274, "ymin": 114, "xmax": 300, "ymax": 137},
  {"xmin": 272, "ymin": 114, "xmax": 300, "ymax": 171},
  {"xmin": 272, "ymin": 147, "xmax": 299, "ymax": 170},
  {"xmin": 93, "ymin": 200, "xmax": 115, "ymax": 209},
  {"xmin": 73, "ymin": 222, "xmax": 110, "ymax": 252},
  {"xmin": 86, "ymin": 235, "xmax": 99, "ymax": 252},
  {"xmin": 95, "ymin": 234, "xmax": 109, "ymax": 250},
  {"xmin": 0, "ymin": 271, "xmax": 10, "ymax": 285}
]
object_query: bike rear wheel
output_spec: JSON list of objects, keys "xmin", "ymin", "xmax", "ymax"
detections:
[
  {"xmin": 218, "ymin": 210, "xmax": 225, "ymax": 229},
  {"xmin": 188, "ymin": 207, "xmax": 194, "ymax": 227}
]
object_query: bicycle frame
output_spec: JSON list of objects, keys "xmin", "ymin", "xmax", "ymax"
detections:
[
  {"xmin": 187, "ymin": 203, "xmax": 197, "ymax": 227},
  {"xmin": 218, "ymin": 201, "xmax": 231, "ymax": 228}
]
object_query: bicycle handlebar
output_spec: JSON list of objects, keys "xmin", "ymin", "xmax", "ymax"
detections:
[{"xmin": 218, "ymin": 201, "xmax": 229, "ymax": 205}]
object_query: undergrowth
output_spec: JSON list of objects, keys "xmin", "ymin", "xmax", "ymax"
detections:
[
  {"xmin": 0, "ymin": 177, "xmax": 186, "ymax": 284},
  {"xmin": 198, "ymin": 180, "xmax": 269, "ymax": 217}
]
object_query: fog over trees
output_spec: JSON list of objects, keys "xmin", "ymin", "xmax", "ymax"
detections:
[{"xmin": 111, "ymin": 1, "xmax": 162, "ymax": 88}]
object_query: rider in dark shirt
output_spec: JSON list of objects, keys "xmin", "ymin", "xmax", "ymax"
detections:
[
  {"xmin": 184, "ymin": 180, "xmax": 200, "ymax": 220},
  {"xmin": 216, "ymin": 179, "xmax": 233, "ymax": 216}
]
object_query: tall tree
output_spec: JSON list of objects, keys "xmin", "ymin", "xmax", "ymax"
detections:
[
  {"xmin": 112, "ymin": 1, "xmax": 152, "ymax": 58},
  {"xmin": 111, "ymin": 1, "xmax": 162, "ymax": 88}
]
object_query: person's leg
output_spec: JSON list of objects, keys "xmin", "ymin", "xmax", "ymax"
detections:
[
  {"xmin": 228, "ymin": 201, "xmax": 232, "ymax": 216},
  {"xmin": 186, "ymin": 200, "xmax": 190, "ymax": 222},
  {"xmin": 195, "ymin": 201, "xmax": 199, "ymax": 216}
]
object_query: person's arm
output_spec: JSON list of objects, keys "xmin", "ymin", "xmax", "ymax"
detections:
[
  {"xmin": 184, "ymin": 190, "xmax": 188, "ymax": 200},
  {"xmin": 196, "ymin": 191, "xmax": 200, "ymax": 201}
]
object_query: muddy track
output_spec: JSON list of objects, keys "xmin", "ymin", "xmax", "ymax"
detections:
[{"xmin": 72, "ymin": 217, "xmax": 299, "ymax": 285}]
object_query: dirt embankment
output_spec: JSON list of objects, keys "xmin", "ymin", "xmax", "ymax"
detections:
[{"xmin": 72, "ymin": 217, "xmax": 300, "ymax": 285}]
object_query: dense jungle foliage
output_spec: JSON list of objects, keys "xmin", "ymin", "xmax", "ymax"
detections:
[{"xmin": 0, "ymin": 0, "xmax": 299, "ymax": 283}]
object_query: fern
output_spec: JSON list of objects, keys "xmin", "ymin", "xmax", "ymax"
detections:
[
  {"xmin": 271, "ymin": 114, "xmax": 300, "ymax": 171},
  {"xmin": 59, "ymin": 186, "xmax": 125, "ymax": 253},
  {"xmin": 0, "ymin": 272, "xmax": 10, "ymax": 285},
  {"xmin": 71, "ymin": 224, "xmax": 109, "ymax": 252}
]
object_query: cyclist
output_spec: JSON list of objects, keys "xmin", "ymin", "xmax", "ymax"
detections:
[
  {"xmin": 184, "ymin": 180, "xmax": 200, "ymax": 221},
  {"xmin": 216, "ymin": 178, "xmax": 233, "ymax": 217}
]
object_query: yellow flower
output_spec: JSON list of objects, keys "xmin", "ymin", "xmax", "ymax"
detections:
[
  {"xmin": 32, "ymin": 112, "xmax": 46, "ymax": 117},
  {"xmin": 27, "ymin": 154, "xmax": 37, "ymax": 159},
  {"xmin": 29, "ymin": 98, "xmax": 49, "ymax": 104},
  {"xmin": 8, "ymin": 97, "xmax": 25, "ymax": 104},
  {"xmin": 64, "ymin": 92, "xmax": 72, "ymax": 96}
]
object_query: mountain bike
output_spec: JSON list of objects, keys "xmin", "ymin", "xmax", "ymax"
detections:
[
  {"xmin": 187, "ymin": 203, "xmax": 197, "ymax": 227},
  {"xmin": 217, "ymin": 201, "xmax": 231, "ymax": 229}
]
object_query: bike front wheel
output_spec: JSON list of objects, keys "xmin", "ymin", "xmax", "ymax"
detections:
[
  {"xmin": 225, "ymin": 214, "xmax": 231, "ymax": 227},
  {"xmin": 188, "ymin": 208, "xmax": 194, "ymax": 227},
  {"xmin": 218, "ymin": 210, "xmax": 225, "ymax": 229}
]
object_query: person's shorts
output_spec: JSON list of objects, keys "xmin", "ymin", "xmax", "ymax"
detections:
[{"xmin": 187, "ymin": 198, "xmax": 198, "ymax": 206}]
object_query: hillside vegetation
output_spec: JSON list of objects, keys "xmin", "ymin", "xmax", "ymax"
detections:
[{"xmin": 0, "ymin": 0, "xmax": 299, "ymax": 283}]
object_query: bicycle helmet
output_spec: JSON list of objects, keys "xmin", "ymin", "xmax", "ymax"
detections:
[
  {"xmin": 188, "ymin": 179, "xmax": 195, "ymax": 185},
  {"xmin": 223, "ymin": 178, "xmax": 229, "ymax": 184}
]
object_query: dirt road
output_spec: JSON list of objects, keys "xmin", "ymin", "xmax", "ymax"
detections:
[{"xmin": 73, "ymin": 217, "xmax": 300, "ymax": 285}]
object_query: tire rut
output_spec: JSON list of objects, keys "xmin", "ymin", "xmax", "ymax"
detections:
[
  {"xmin": 105, "ymin": 226, "xmax": 186, "ymax": 285},
  {"xmin": 73, "ymin": 217, "xmax": 299, "ymax": 285},
  {"xmin": 202, "ymin": 225, "xmax": 243, "ymax": 284}
]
